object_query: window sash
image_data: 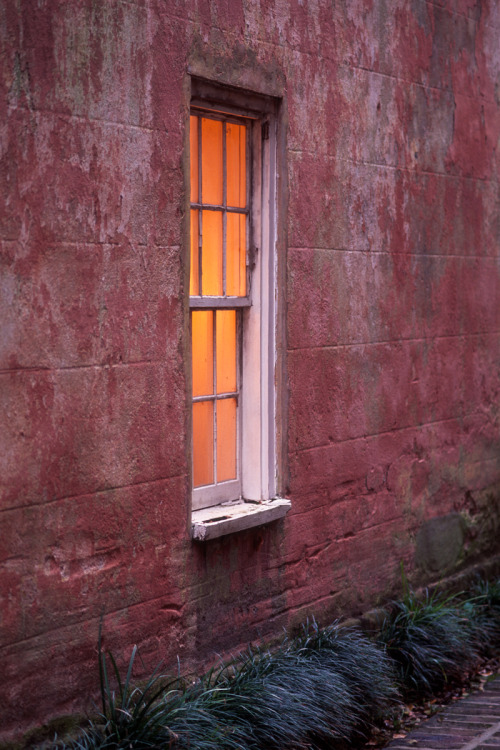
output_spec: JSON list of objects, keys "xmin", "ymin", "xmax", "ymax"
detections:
[
  {"xmin": 191, "ymin": 307, "xmax": 242, "ymax": 509},
  {"xmin": 190, "ymin": 111, "xmax": 248, "ymax": 508},
  {"xmin": 189, "ymin": 113, "xmax": 250, "ymax": 300}
]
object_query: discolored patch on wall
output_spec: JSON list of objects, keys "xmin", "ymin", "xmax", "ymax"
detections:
[{"xmin": 415, "ymin": 513, "xmax": 466, "ymax": 575}]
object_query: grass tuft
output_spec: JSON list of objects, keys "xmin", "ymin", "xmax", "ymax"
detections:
[
  {"xmin": 206, "ymin": 639, "xmax": 360, "ymax": 748},
  {"xmin": 454, "ymin": 576, "xmax": 500, "ymax": 660},
  {"xmin": 290, "ymin": 620, "xmax": 398, "ymax": 729},
  {"xmin": 377, "ymin": 586, "xmax": 482, "ymax": 698}
]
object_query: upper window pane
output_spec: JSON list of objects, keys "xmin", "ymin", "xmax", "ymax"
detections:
[
  {"xmin": 190, "ymin": 114, "xmax": 248, "ymax": 300},
  {"xmin": 201, "ymin": 210, "xmax": 223, "ymax": 295},
  {"xmin": 190, "ymin": 115, "xmax": 199, "ymax": 203},
  {"xmin": 226, "ymin": 213, "xmax": 246, "ymax": 296},
  {"xmin": 226, "ymin": 122, "xmax": 246, "ymax": 208},
  {"xmin": 201, "ymin": 118, "xmax": 223, "ymax": 205}
]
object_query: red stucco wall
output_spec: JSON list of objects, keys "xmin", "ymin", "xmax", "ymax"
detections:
[{"xmin": 1, "ymin": 0, "xmax": 500, "ymax": 740}]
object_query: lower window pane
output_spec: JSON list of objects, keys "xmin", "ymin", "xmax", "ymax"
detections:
[
  {"xmin": 216, "ymin": 398, "xmax": 237, "ymax": 482},
  {"xmin": 193, "ymin": 401, "xmax": 214, "ymax": 487},
  {"xmin": 216, "ymin": 310, "xmax": 236, "ymax": 394},
  {"xmin": 192, "ymin": 310, "xmax": 214, "ymax": 397}
]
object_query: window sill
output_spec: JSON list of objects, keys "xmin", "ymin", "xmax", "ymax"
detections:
[{"xmin": 191, "ymin": 498, "xmax": 291, "ymax": 541}]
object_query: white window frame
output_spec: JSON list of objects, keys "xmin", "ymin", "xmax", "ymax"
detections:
[{"xmin": 189, "ymin": 80, "xmax": 288, "ymax": 537}]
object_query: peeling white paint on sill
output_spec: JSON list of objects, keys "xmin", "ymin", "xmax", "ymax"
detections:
[{"xmin": 191, "ymin": 498, "xmax": 291, "ymax": 541}]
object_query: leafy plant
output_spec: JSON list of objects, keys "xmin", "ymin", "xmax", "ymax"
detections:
[
  {"xmin": 64, "ymin": 629, "xmax": 175, "ymax": 749},
  {"xmin": 64, "ymin": 621, "xmax": 396, "ymax": 750},
  {"xmin": 458, "ymin": 576, "xmax": 500, "ymax": 656},
  {"xmin": 60, "ymin": 576, "xmax": 500, "ymax": 750},
  {"xmin": 207, "ymin": 641, "xmax": 358, "ymax": 749},
  {"xmin": 472, "ymin": 576, "xmax": 500, "ymax": 611},
  {"xmin": 290, "ymin": 620, "xmax": 398, "ymax": 726},
  {"xmin": 190, "ymin": 621, "xmax": 397, "ymax": 750},
  {"xmin": 377, "ymin": 585, "xmax": 481, "ymax": 697}
]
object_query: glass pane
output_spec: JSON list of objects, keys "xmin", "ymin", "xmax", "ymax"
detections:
[
  {"xmin": 217, "ymin": 398, "xmax": 237, "ymax": 482},
  {"xmin": 193, "ymin": 401, "xmax": 214, "ymax": 487},
  {"xmin": 190, "ymin": 115, "xmax": 199, "ymax": 203},
  {"xmin": 190, "ymin": 209, "xmax": 199, "ymax": 295},
  {"xmin": 226, "ymin": 213, "xmax": 246, "ymax": 297},
  {"xmin": 216, "ymin": 310, "xmax": 236, "ymax": 394},
  {"xmin": 226, "ymin": 122, "xmax": 246, "ymax": 208},
  {"xmin": 202, "ymin": 210, "xmax": 223, "ymax": 295},
  {"xmin": 201, "ymin": 118, "xmax": 223, "ymax": 205},
  {"xmin": 192, "ymin": 310, "xmax": 213, "ymax": 397}
]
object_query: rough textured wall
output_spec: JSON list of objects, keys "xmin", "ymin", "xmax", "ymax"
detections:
[{"xmin": 1, "ymin": 0, "xmax": 499, "ymax": 741}]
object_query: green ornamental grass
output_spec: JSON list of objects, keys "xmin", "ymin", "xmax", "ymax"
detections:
[
  {"xmin": 377, "ymin": 585, "xmax": 483, "ymax": 697},
  {"xmin": 64, "ymin": 622, "xmax": 396, "ymax": 750},
  {"xmin": 61, "ymin": 575, "xmax": 500, "ymax": 750},
  {"xmin": 460, "ymin": 577, "xmax": 500, "ymax": 654}
]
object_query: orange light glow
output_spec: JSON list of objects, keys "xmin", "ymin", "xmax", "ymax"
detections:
[
  {"xmin": 202, "ymin": 210, "xmax": 223, "ymax": 295},
  {"xmin": 216, "ymin": 310, "xmax": 236, "ymax": 394},
  {"xmin": 226, "ymin": 213, "xmax": 246, "ymax": 296},
  {"xmin": 217, "ymin": 398, "xmax": 237, "ymax": 481},
  {"xmin": 190, "ymin": 209, "xmax": 199, "ymax": 296},
  {"xmin": 190, "ymin": 115, "xmax": 199, "ymax": 203},
  {"xmin": 191, "ymin": 114, "xmax": 246, "ymax": 494},
  {"xmin": 193, "ymin": 401, "xmax": 214, "ymax": 487},
  {"xmin": 201, "ymin": 118, "xmax": 223, "ymax": 205},
  {"xmin": 192, "ymin": 310, "xmax": 213, "ymax": 397},
  {"xmin": 226, "ymin": 122, "xmax": 246, "ymax": 208}
]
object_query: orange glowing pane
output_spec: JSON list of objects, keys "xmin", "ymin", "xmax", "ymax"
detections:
[
  {"xmin": 190, "ymin": 209, "xmax": 199, "ymax": 295},
  {"xmin": 201, "ymin": 118, "xmax": 223, "ymax": 205},
  {"xmin": 190, "ymin": 115, "xmax": 199, "ymax": 203},
  {"xmin": 193, "ymin": 401, "xmax": 214, "ymax": 487},
  {"xmin": 216, "ymin": 310, "xmax": 236, "ymax": 394},
  {"xmin": 226, "ymin": 122, "xmax": 246, "ymax": 208},
  {"xmin": 202, "ymin": 210, "xmax": 223, "ymax": 295},
  {"xmin": 226, "ymin": 213, "xmax": 246, "ymax": 296},
  {"xmin": 217, "ymin": 398, "xmax": 237, "ymax": 482},
  {"xmin": 192, "ymin": 310, "xmax": 213, "ymax": 397}
]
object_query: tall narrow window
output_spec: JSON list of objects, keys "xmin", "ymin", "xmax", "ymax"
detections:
[
  {"xmin": 190, "ymin": 113, "xmax": 247, "ymax": 508},
  {"xmin": 189, "ymin": 84, "xmax": 278, "ymax": 513}
]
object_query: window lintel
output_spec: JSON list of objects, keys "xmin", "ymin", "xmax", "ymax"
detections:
[{"xmin": 191, "ymin": 76, "xmax": 278, "ymax": 119}]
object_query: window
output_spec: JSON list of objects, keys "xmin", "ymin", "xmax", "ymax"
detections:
[
  {"xmin": 189, "ymin": 81, "xmax": 289, "ymax": 537},
  {"xmin": 190, "ymin": 111, "xmax": 247, "ymax": 508}
]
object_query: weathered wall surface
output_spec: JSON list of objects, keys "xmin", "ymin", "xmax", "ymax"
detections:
[{"xmin": 1, "ymin": 0, "xmax": 499, "ymax": 740}]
